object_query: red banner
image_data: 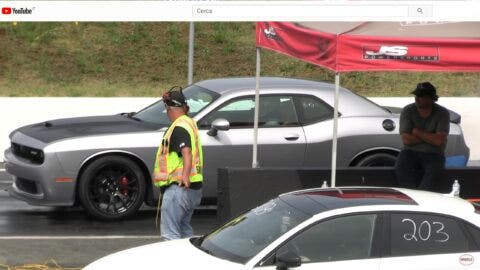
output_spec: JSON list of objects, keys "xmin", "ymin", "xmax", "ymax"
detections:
[{"xmin": 256, "ymin": 22, "xmax": 480, "ymax": 72}]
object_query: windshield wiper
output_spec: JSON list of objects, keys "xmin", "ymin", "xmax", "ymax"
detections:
[
  {"xmin": 190, "ymin": 235, "xmax": 205, "ymax": 246},
  {"xmin": 190, "ymin": 236, "xmax": 213, "ymax": 255}
]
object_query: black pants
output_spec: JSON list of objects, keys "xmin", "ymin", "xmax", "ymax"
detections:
[{"xmin": 394, "ymin": 149, "xmax": 445, "ymax": 190}]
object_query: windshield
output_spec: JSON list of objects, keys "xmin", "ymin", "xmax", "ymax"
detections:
[
  {"xmin": 133, "ymin": 85, "xmax": 219, "ymax": 125},
  {"xmin": 197, "ymin": 198, "xmax": 310, "ymax": 264}
]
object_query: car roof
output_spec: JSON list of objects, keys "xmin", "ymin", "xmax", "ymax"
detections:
[
  {"xmin": 195, "ymin": 77, "xmax": 335, "ymax": 94},
  {"xmin": 280, "ymin": 187, "xmax": 474, "ymax": 216},
  {"xmin": 194, "ymin": 77, "xmax": 391, "ymax": 117}
]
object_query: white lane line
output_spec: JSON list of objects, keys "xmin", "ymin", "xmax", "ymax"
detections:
[{"xmin": 0, "ymin": 235, "xmax": 162, "ymax": 240}]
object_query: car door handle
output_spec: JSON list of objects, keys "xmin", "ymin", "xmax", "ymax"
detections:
[{"xmin": 284, "ymin": 133, "xmax": 300, "ymax": 141}]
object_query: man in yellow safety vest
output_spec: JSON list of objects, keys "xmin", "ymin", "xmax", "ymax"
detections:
[{"xmin": 153, "ymin": 86, "xmax": 203, "ymax": 240}]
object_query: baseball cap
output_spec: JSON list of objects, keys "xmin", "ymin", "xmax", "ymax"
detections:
[
  {"xmin": 411, "ymin": 82, "xmax": 438, "ymax": 101},
  {"xmin": 162, "ymin": 86, "xmax": 187, "ymax": 107}
]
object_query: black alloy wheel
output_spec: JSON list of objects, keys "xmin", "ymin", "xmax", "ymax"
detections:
[
  {"xmin": 78, "ymin": 155, "xmax": 146, "ymax": 220},
  {"xmin": 355, "ymin": 152, "xmax": 398, "ymax": 167}
]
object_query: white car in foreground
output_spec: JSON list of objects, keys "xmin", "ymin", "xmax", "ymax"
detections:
[{"xmin": 85, "ymin": 186, "xmax": 480, "ymax": 270}]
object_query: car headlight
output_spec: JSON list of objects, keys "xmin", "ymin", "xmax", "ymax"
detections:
[{"xmin": 11, "ymin": 142, "xmax": 45, "ymax": 164}]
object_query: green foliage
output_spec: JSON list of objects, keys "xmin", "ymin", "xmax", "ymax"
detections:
[
  {"xmin": 0, "ymin": 22, "xmax": 479, "ymax": 97},
  {"xmin": 165, "ymin": 23, "xmax": 184, "ymax": 56},
  {"xmin": 9, "ymin": 22, "xmax": 58, "ymax": 44}
]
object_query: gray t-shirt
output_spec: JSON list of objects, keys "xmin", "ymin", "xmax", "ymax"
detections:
[{"xmin": 399, "ymin": 103, "xmax": 450, "ymax": 155}]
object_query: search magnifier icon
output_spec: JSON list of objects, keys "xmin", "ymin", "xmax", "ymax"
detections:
[{"xmin": 408, "ymin": 6, "xmax": 431, "ymax": 17}]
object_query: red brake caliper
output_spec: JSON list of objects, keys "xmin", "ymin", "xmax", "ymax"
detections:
[{"xmin": 119, "ymin": 176, "xmax": 129, "ymax": 196}]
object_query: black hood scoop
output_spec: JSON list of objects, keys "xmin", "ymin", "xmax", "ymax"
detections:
[{"xmin": 16, "ymin": 115, "xmax": 163, "ymax": 143}]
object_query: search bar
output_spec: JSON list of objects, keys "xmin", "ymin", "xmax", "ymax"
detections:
[{"xmin": 193, "ymin": 5, "xmax": 411, "ymax": 19}]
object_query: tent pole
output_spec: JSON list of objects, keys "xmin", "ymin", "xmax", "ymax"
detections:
[
  {"xmin": 252, "ymin": 47, "xmax": 261, "ymax": 168},
  {"xmin": 187, "ymin": 22, "xmax": 195, "ymax": 85},
  {"xmin": 331, "ymin": 72, "xmax": 340, "ymax": 187}
]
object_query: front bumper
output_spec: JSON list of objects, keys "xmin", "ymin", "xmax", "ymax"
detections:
[{"xmin": 4, "ymin": 147, "xmax": 76, "ymax": 206}]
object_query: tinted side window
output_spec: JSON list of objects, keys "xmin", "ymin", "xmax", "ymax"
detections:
[
  {"xmin": 390, "ymin": 213, "xmax": 469, "ymax": 256},
  {"xmin": 199, "ymin": 97, "xmax": 255, "ymax": 128},
  {"xmin": 283, "ymin": 214, "xmax": 377, "ymax": 263},
  {"xmin": 466, "ymin": 224, "xmax": 480, "ymax": 249},
  {"xmin": 297, "ymin": 96, "xmax": 333, "ymax": 125},
  {"xmin": 199, "ymin": 95, "xmax": 299, "ymax": 128},
  {"xmin": 259, "ymin": 96, "xmax": 298, "ymax": 127}
]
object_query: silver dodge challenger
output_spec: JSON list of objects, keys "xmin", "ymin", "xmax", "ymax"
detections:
[{"xmin": 3, "ymin": 77, "xmax": 470, "ymax": 220}]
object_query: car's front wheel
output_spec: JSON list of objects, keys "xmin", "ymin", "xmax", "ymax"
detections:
[
  {"xmin": 355, "ymin": 152, "xmax": 397, "ymax": 167},
  {"xmin": 78, "ymin": 155, "xmax": 146, "ymax": 220}
]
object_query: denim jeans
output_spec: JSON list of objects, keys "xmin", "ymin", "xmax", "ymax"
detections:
[
  {"xmin": 394, "ymin": 149, "xmax": 445, "ymax": 190},
  {"xmin": 160, "ymin": 184, "xmax": 202, "ymax": 240}
]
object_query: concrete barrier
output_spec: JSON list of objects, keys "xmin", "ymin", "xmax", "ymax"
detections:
[{"xmin": 1, "ymin": 97, "xmax": 479, "ymax": 162}]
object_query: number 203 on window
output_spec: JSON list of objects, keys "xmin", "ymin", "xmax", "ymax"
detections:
[{"xmin": 402, "ymin": 218, "xmax": 450, "ymax": 242}]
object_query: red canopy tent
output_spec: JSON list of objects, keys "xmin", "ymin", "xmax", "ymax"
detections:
[{"xmin": 253, "ymin": 22, "xmax": 480, "ymax": 186}]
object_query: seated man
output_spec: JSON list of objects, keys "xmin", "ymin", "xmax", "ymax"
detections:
[{"xmin": 395, "ymin": 82, "xmax": 450, "ymax": 190}]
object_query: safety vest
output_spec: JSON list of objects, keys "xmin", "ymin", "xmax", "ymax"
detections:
[{"xmin": 153, "ymin": 115, "xmax": 203, "ymax": 187}]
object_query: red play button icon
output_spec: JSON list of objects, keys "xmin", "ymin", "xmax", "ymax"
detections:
[{"xmin": 2, "ymin": 7, "xmax": 12, "ymax": 14}]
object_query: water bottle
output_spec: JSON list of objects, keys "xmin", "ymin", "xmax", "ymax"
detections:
[{"xmin": 452, "ymin": 179, "xmax": 461, "ymax": 197}]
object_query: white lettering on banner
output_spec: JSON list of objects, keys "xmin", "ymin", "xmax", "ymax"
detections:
[
  {"xmin": 263, "ymin": 25, "xmax": 282, "ymax": 41},
  {"xmin": 365, "ymin": 46, "xmax": 408, "ymax": 56}
]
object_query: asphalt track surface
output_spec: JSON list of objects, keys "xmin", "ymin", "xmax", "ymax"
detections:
[
  {"xmin": 0, "ymin": 171, "xmax": 218, "ymax": 268},
  {"xmin": 1, "ymin": 160, "xmax": 480, "ymax": 267}
]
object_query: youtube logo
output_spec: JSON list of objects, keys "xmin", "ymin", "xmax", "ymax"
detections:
[
  {"xmin": 2, "ymin": 7, "xmax": 12, "ymax": 15},
  {"xmin": 1, "ymin": 7, "xmax": 34, "ymax": 15}
]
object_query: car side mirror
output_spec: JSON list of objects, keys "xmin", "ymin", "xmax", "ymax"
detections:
[
  {"xmin": 275, "ymin": 246, "xmax": 301, "ymax": 270},
  {"xmin": 207, "ymin": 118, "xmax": 230, "ymax": 136}
]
